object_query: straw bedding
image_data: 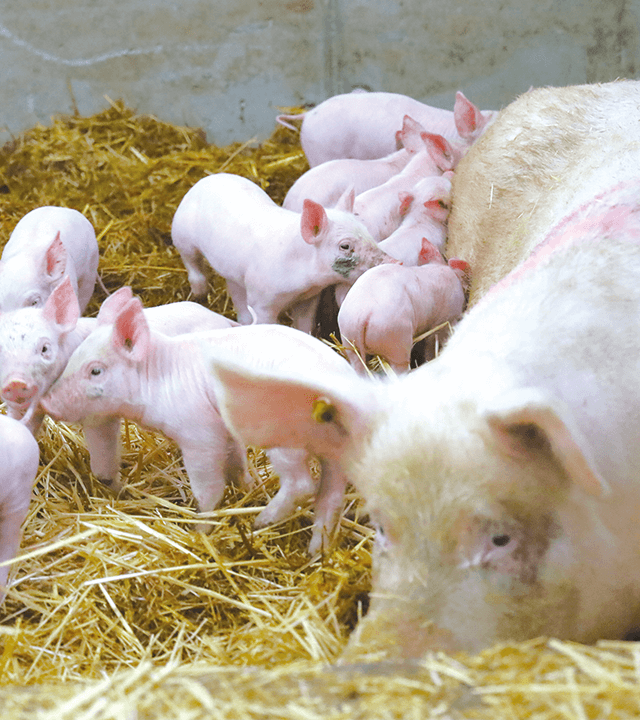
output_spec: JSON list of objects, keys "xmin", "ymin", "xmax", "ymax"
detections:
[{"xmin": 0, "ymin": 99, "xmax": 639, "ymax": 718}]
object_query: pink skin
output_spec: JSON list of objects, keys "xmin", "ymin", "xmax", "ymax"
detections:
[
  {"xmin": 171, "ymin": 173, "xmax": 397, "ymax": 333},
  {"xmin": 41, "ymin": 304, "xmax": 353, "ymax": 553},
  {"xmin": 352, "ymin": 135, "xmax": 457, "ymax": 242},
  {"xmin": 277, "ymin": 90, "xmax": 497, "ymax": 166},
  {"xmin": 41, "ymin": 298, "xmax": 248, "ymax": 520},
  {"xmin": 0, "ymin": 415, "xmax": 40, "ymax": 602},
  {"xmin": 378, "ymin": 174, "xmax": 452, "ymax": 264},
  {"xmin": 0, "ymin": 277, "xmax": 88, "ymax": 435},
  {"xmin": 337, "ymin": 247, "xmax": 467, "ymax": 374},
  {"xmin": 41, "ymin": 286, "xmax": 238, "ymax": 488},
  {"xmin": 282, "ymin": 115, "xmax": 431, "ymax": 212},
  {"xmin": 0, "ymin": 206, "xmax": 99, "ymax": 313}
]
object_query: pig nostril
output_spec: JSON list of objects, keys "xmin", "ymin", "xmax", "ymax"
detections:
[{"xmin": 2, "ymin": 381, "xmax": 36, "ymax": 403}]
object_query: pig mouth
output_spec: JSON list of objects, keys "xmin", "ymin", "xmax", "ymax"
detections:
[{"xmin": 332, "ymin": 255, "xmax": 359, "ymax": 279}]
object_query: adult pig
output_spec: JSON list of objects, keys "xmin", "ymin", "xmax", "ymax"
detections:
[
  {"xmin": 206, "ymin": 80, "xmax": 640, "ymax": 658},
  {"xmin": 337, "ymin": 249, "xmax": 467, "ymax": 374},
  {"xmin": 171, "ymin": 173, "xmax": 395, "ymax": 330},
  {"xmin": 0, "ymin": 206, "xmax": 99, "ymax": 313},
  {"xmin": 0, "ymin": 415, "xmax": 40, "ymax": 602},
  {"xmin": 277, "ymin": 90, "xmax": 497, "ymax": 166},
  {"xmin": 282, "ymin": 115, "xmax": 428, "ymax": 212}
]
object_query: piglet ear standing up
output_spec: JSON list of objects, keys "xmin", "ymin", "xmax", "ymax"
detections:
[
  {"xmin": 111, "ymin": 297, "xmax": 151, "ymax": 363},
  {"xmin": 418, "ymin": 238, "xmax": 445, "ymax": 266},
  {"xmin": 334, "ymin": 185, "xmax": 355, "ymax": 213},
  {"xmin": 398, "ymin": 115, "xmax": 428, "ymax": 154},
  {"xmin": 421, "ymin": 132, "xmax": 457, "ymax": 172},
  {"xmin": 97, "ymin": 286, "xmax": 134, "ymax": 325},
  {"xmin": 300, "ymin": 199, "xmax": 330, "ymax": 245},
  {"xmin": 453, "ymin": 91, "xmax": 484, "ymax": 139},
  {"xmin": 42, "ymin": 275, "xmax": 80, "ymax": 332},
  {"xmin": 43, "ymin": 231, "xmax": 67, "ymax": 283}
]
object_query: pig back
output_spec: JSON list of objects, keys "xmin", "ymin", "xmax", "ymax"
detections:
[{"xmin": 447, "ymin": 80, "xmax": 640, "ymax": 304}]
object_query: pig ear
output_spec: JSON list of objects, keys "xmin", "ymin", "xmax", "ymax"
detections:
[
  {"xmin": 111, "ymin": 298, "xmax": 151, "ymax": 363},
  {"xmin": 398, "ymin": 115, "xmax": 427, "ymax": 154},
  {"xmin": 453, "ymin": 91, "xmax": 483, "ymax": 138},
  {"xmin": 300, "ymin": 200, "xmax": 329, "ymax": 245},
  {"xmin": 44, "ymin": 232, "xmax": 67, "ymax": 283},
  {"xmin": 448, "ymin": 258, "xmax": 471, "ymax": 288},
  {"xmin": 97, "ymin": 287, "xmax": 134, "ymax": 325},
  {"xmin": 42, "ymin": 276, "xmax": 79, "ymax": 332},
  {"xmin": 334, "ymin": 185, "xmax": 356, "ymax": 213},
  {"xmin": 481, "ymin": 388, "xmax": 610, "ymax": 497},
  {"xmin": 422, "ymin": 133, "xmax": 456, "ymax": 172},
  {"xmin": 207, "ymin": 347, "xmax": 381, "ymax": 463},
  {"xmin": 398, "ymin": 192, "xmax": 413, "ymax": 218},
  {"xmin": 418, "ymin": 238, "xmax": 444, "ymax": 265}
]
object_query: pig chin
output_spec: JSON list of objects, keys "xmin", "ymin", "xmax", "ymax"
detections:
[{"xmin": 40, "ymin": 393, "xmax": 82, "ymax": 423}]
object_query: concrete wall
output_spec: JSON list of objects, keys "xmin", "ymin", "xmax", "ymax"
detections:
[{"xmin": 0, "ymin": 0, "xmax": 638, "ymax": 146}]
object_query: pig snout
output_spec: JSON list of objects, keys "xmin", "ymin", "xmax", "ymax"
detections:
[{"xmin": 2, "ymin": 378, "xmax": 38, "ymax": 406}]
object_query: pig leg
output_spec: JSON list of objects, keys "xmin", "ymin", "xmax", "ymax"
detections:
[
  {"xmin": 0, "ymin": 506, "xmax": 29, "ymax": 602},
  {"xmin": 83, "ymin": 418, "xmax": 124, "ymax": 492},
  {"xmin": 181, "ymin": 429, "xmax": 235, "ymax": 531},
  {"xmin": 288, "ymin": 296, "xmax": 321, "ymax": 334},
  {"xmin": 223, "ymin": 435, "xmax": 251, "ymax": 489},
  {"xmin": 308, "ymin": 458, "xmax": 348, "ymax": 555},
  {"xmin": 257, "ymin": 448, "xmax": 317, "ymax": 527},
  {"xmin": 224, "ymin": 279, "xmax": 255, "ymax": 325},
  {"xmin": 180, "ymin": 248, "xmax": 210, "ymax": 302}
]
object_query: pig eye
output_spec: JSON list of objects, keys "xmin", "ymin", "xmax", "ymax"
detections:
[
  {"xmin": 25, "ymin": 294, "xmax": 42, "ymax": 308},
  {"xmin": 492, "ymin": 534, "xmax": 511, "ymax": 547},
  {"xmin": 88, "ymin": 364, "xmax": 106, "ymax": 380},
  {"xmin": 40, "ymin": 342, "xmax": 51, "ymax": 355},
  {"xmin": 339, "ymin": 241, "xmax": 353, "ymax": 252}
]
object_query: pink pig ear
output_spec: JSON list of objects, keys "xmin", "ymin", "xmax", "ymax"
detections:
[
  {"xmin": 481, "ymin": 388, "xmax": 610, "ymax": 498},
  {"xmin": 97, "ymin": 287, "xmax": 134, "ymax": 325},
  {"xmin": 418, "ymin": 238, "xmax": 444, "ymax": 266},
  {"xmin": 334, "ymin": 185, "xmax": 355, "ymax": 213},
  {"xmin": 111, "ymin": 297, "xmax": 151, "ymax": 363},
  {"xmin": 398, "ymin": 191, "xmax": 413, "ymax": 217},
  {"xmin": 42, "ymin": 276, "xmax": 79, "ymax": 332},
  {"xmin": 453, "ymin": 91, "xmax": 483, "ymax": 138},
  {"xmin": 44, "ymin": 231, "xmax": 67, "ymax": 283},
  {"xmin": 207, "ymin": 340, "xmax": 380, "ymax": 467},
  {"xmin": 421, "ymin": 133, "xmax": 456, "ymax": 172},
  {"xmin": 300, "ymin": 200, "xmax": 329, "ymax": 245},
  {"xmin": 398, "ymin": 115, "xmax": 427, "ymax": 154}
]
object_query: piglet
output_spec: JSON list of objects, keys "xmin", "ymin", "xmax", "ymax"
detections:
[
  {"xmin": 338, "ymin": 243, "xmax": 469, "ymax": 373},
  {"xmin": 0, "ymin": 279, "xmax": 238, "ymax": 439},
  {"xmin": 277, "ymin": 90, "xmax": 497, "ymax": 166},
  {"xmin": 171, "ymin": 173, "xmax": 397, "ymax": 331},
  {"xmin": 0, "ymin": 414, "xmax": 40, "ymax": 602},
  {"xmin": 0, "ymin": 207, "xmax": 99, "ymax": 313},
  {"xmin": 379, "ymin": 174, "xmax": 452, "ymax": 264},
  {"xmin": 282, "ymin": 115, "xmax": 428, "ymax": 212},
  {"xmin": 351, "ymin": 134, "xmax": 457, "ymax": 242},
  {"xmin": 40, "ymin": 302, "xmax": 355, "ymax": 553}
]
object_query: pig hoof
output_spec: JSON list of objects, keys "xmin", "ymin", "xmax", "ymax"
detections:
[
  {"xmin": 96, "ymin": 475, "xmax": 124, "ymax": 494},
  {"xmin": 195, "ymin": 519, "xmax": 214, "ymax": 534}
]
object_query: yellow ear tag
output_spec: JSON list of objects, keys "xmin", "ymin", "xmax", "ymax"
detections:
[{"xmin": 312, "ymin": 397, "xmax": 336, "ymax": 424}]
